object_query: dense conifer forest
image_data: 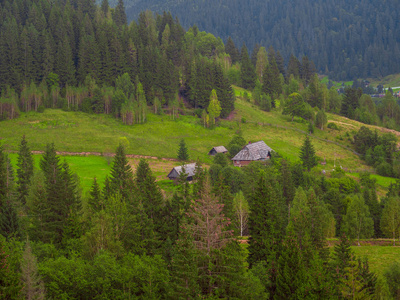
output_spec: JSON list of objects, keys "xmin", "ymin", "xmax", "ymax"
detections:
[
  {"xmin": 123, "ymin": 0, "xmax": 400, "ymax": 80},
  {"xmin": 1, "ymin": 0, "xmax": 400, "ymax": 298}
]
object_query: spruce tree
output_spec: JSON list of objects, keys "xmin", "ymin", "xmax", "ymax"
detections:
[
  {"xmin": 299, "ymin": 135, "xmax": 318, "ymax": 171},
  {"xmin": 0, "ymin": 146, "xmax": 20, "ymax": 239},
  {"xmin": 88, "ymin": 177, "xmax": 103, "ymax": 213},
  {"xmin": 247, "ymin": 171, "xmax": 286, "ymax": 297},
  {"xmin": 225, "ymin": 37, "xmax": 240, "ymax": 64},
  {"xmin": 177, "ymin": 138, "xmax": 189, "ymax": 161},
  {"xmin": 169, "ymin": 218, "xmax": 200, "ymax": 298},
  {"xmin": 240, "ymin": 44, "xmax": 256, "ymax": 90},
  {"xmin": 39, "ymin": 144, "xmax": 81, "ymax": 244},
  {"xmin": 16, "ymin": 135, "xmax": 34, "ymax": 205},
  {"xmin": 0, "ymin": 239, "xmax": 21, "ymax": 299},
  {"xmin": 20, "ymin": 241, "xmax": 46, "ymax": 300},
  {"xmin": 134, "ymin": 159, "xmax": 164, "ymax": 254},
  {"xmin": 109, "ymin": 143, "xmax": 133, "ymax": 200}
]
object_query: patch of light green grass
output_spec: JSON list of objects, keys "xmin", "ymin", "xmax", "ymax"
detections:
[{"xmin": 352, "ymin": 245, "xmax": 400, "ymax": 278}]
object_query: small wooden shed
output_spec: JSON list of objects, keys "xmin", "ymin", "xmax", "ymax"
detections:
[
  {"xmin": 231, "ymin": 141, "xmax": 272, "ymax": 167},
  {"xmin": 167, "ymin": 163, "xmax": 197, "ymax": 181},
  {"xmin": 208, "ymin": 146, "xmax": 228, "ymax": 155}
]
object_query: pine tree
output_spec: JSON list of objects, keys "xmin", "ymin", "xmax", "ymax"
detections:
[
  {"xmin": 114, "ymin": 0, "xmax": 127, "ymax": 28},
  {"xmin": 88, "ymin": 177, "xmax": 103, "ymax": 213},
  {"xmin": 169, "ymin": 218, "xmax": 200, "ymax": 298},
  {"xmin": 177, "ymin": 138, "xmax": 189, "ymax": 161},
  {"xmin": 225, "ymin": 37, "xmax": 240, "ymax": 64},
  {"xmin": 39, "ymin": 144, "xmax": 81, "ymax": 244},
  {"xmin": 109, "ymin": 143, "xmax": 133, "ymax": 200},
  {"xmin": 20, "ymin": 240, "xmax": 46, "ymax": 300},
  {"xmin": 247, "ymin": 171, "xmax": 286, "ymax": 297},
  {"xmin": 240, "ymin": 44, "xmax": 256, "ymax": 90},
  {"xmin": 0, "ymin": 239, "xmax": 21, "ymax": 299},
  {"xmin": 299, "ymin": 135, "xmax": 318, "ymax": 171},
  {"xmin": 16, "ymin": 135, "xmax": 34, "ymax": 205},
  {"xmin": 187, "ymin": 176, "xmax": 233, "ymax": 295},
  {"xmin": 134, "ymin": 159, "xmax": 164, "ymax": 254},
  {"xmin": 262, "ymin": 56, "xmax": 282, "ymax": 99},
  {"xmin": 274, "ymin": 229, "xmax": 307, "ymax": 299},
  {"xmin": 0, "ymin": 146, "xmax": 19, "ymax": 239}
]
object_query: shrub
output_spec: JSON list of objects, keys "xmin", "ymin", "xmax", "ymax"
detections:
[{"xmin": 327, "ymin": 122, "xmax": 339, "ymax": 130}]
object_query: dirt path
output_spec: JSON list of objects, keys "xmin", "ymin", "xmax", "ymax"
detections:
[{"xmin": 29, "ymin": 150, "xmax": 179, "ymax": 161}]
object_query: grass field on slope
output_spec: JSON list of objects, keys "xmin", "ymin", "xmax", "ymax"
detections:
[
  {"xmin": 352, "ymin": 245, "xmax": 400, "ymax": 278},
  {"xmin": 3, "ymin": 88, "xmax": 399, "ymax": 186}
]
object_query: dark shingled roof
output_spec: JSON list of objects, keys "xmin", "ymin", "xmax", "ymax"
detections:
[
  {"xmin": 231, "ymin": 141, "xmax": 273, "ymax": 161},
  {"xmin": 209, "ymin": 146, "xmax": 228, "ymax": 154},
  {"xmin": 167, "ymin": 163, "xmax": 197, "ymax": 179}
]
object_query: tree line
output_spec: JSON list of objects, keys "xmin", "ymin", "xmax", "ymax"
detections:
[
  {"xmin": 0, "ymin": 0, "xmax": 236, "ymax": 121},
  {"xmin": 1, "ymin": 135, "xmax": 400, "ymax": 298}
]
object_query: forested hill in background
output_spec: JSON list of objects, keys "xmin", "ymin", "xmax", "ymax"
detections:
[{"xmin": 121, "ymin": 0, "xmax": 400, "ymax": 80}]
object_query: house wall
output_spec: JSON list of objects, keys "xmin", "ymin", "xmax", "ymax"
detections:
[{"xmin": 233, "ymin": 160, "xmax": 252, "ymax": 167}]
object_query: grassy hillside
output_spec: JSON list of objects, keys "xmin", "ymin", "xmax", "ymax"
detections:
[
  {"xmin": 368, "ymin": 73, "xmax": 400, "ymax": 89},
  {"xmin": 2, "ymin": 89, "xmax": 399, "ymax": 193}
]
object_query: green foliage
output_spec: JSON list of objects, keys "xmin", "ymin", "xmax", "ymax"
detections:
[
  {"xmin": 327, "ymin": 122, "xmax": 340, "ymax": 130},
  {"xmin": 315, "ymin": 109, "xmax": 327, "ymax": 130},
  {"xmin": 177, "ymin": 138, "xmax": 189, "ymax": 161},
  {"xmin": 207, "ymin": 89, "xmax": 222, "ymax": 126},
  {"xmin": 380, "ymin": 197, "xmax": 400, "ymax": 245},
  {"xmin": 299, "ymin": 135, "xmax": 318, "ymax": 171},
  {"xmin": 282, "ymin": 92, "xmax": 305, "ymax": 121},
  {"xmin": 109, "ymin": 143, "xmax": 133, "ymax": 200},
  {"xmin": 0, "ymin": 238, "xmax": 21, "ymax": 299},
  {"xmin": 343, "ymin": 195, "xmax": 374, "ymax": 245},
  {"xmin": 384, "ymin": 261, "xmax": 400, "ymax": 299}
]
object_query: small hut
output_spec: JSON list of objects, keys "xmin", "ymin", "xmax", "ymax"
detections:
[
  {"xmin": 208, "ymin": 146, "xmax": 228, "ymax": 155},
  {"xmin": 232, "ymin": 141, "xmax": 273, "ymax": 167},
  {"xmin": 167, "ymin": 163, "xmax": 197, "ymax": 181}
]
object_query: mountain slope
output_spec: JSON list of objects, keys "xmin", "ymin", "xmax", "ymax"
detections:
[{"xmin": 123, "ymin": 0, "xmax": 400, "ymax": 80}]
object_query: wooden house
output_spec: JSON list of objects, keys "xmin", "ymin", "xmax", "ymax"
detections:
[
  {"xmin": 231, "ymin": 141, "xmax": 272, "ymax": 167},
  {"xmin": 208, "ymin": 146, "xmax": 228, "ymax": 155},
  {"xmin": 167, "ymin": 163, "xmax": 197, "ymax": 181}
]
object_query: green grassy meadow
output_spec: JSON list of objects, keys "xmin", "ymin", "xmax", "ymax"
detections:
[
  {"xmin": 1, "ymin": 90, "xmax": 398, "ymax": 192},
  {"xmin": 352, "ymin": 245, "xmax": 400, "ymax": 278},
  {"xmin": 8, "ymin": 153, "xmax": 112, "ymax": 194}
]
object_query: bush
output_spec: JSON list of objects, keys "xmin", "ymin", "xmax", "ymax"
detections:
[
  {"xmin": 37, "ymin": 105, "xmax": 45, "ymax": 113},
  {"xmin": 327, "ymin": 122, "xmax": 339, "ymax": 130},
  {"xmin": 194, "ymin": 108, "xmax": 203, "ymax": 118},
  {"xmin": 384, "ymin": 262, "xmax": 400, "ymax": 299},
  {"xmin": 241, "ymin": 117, "xmax": 246, "ymax": 123},
  {"xmin": 376, "ymin": 161, "xmax": 393, "ymax": 177},
  {"xmin": 308, "ymin": 122, "xmax": 314, "ymax": 134}
]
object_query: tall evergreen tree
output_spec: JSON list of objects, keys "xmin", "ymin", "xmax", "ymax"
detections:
[
  {"xmin": 109, "ymin": 143, "xmax": 133, "ymax": 200},
  {"xmin": 16, "ymin": 135, "xmax": 34, "ymax": 205},
  {"xmin": 113, "ymin": 0, "xmax": 127, "ymax": 28},
  {"xmin": 247, "ymin": 171, "xmax": 286, "ymax": 297},
  {"xmin": 225, "ymin": 37, "xmax": 240, "ymax": 64},
  {"xmin": 262, "ymin": 56, "xmax": 282, "ymax": 99},
  {"xmin": 177, "ymin": 138, "xmax": 189, "ymax": 161},
  {"xmin": 299, "ymin": 135, "xmax": 318, "ymax": 171},
  {"xmin": 240, "ymin": 44, "xmax": 256, "ymax": 90},
  {"xmin": 38, "ymin": 143, "xmax": 81, "ymax": 244},
  {"xmin": 20, "ymin": 240, "xmax": 46, "ymax": 300},
  {"xmin": 0, "ymin": 145, "xmax": 20, "ymax": 239}
]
